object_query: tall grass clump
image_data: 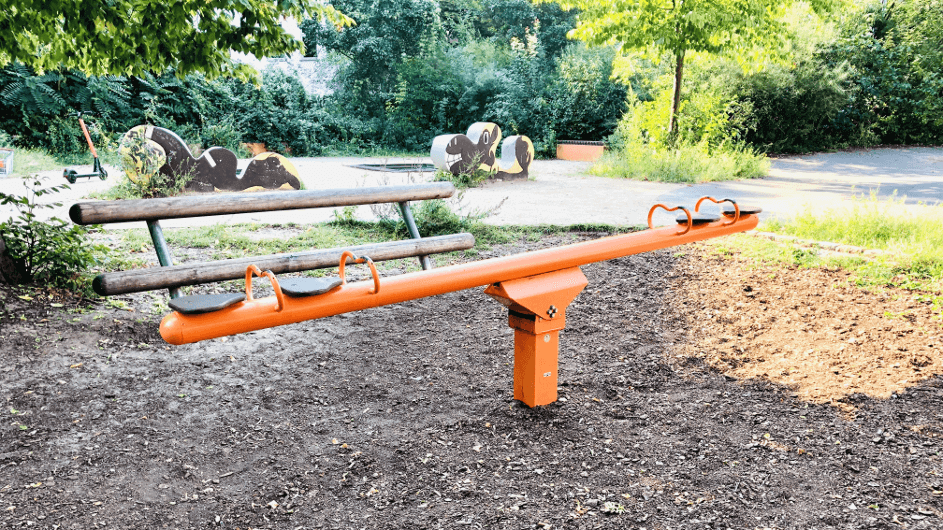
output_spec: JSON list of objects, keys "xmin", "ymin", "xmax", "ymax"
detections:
[
  {"xmin": 763, "ymin": 193, "xmax": 943, "ymax": 289},
  {"xmin": 590, "ymin": 141, "xmax": 769, "ymax": 183}
]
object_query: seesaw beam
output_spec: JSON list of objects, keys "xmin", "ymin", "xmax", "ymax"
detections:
[{"xmin": 160, "ymin": 213, "xmax": 758, "ymax": 347}]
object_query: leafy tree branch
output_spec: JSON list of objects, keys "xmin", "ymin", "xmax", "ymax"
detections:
[{"xmin": 0, "ymin": 1, "xmax": 353, "ymax": 80}]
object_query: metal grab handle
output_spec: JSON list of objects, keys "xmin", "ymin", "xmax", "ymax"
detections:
[
  {"xmin": 338, "ymin": 251, "xmax": 381, "ymax": 294},
  {"xmin": 245, "ymin": 265, "xmax": 286, "ymax": 312},
  {"xmin": 647, "ymin": 204, "xmax": 693, "ymax": 235},
  {"xmin": 695, "ymin": 196, "xmax": 739, "ymax": 226}
]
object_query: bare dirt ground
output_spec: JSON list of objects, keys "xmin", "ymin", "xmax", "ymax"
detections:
[{"xmin": 1, "ymin": 234, "xmax": 941, "ymax": 530}]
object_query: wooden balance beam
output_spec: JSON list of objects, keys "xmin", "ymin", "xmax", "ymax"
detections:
[{"xmin": 71, "ymin": 182, "xmax": 474, "ymax": 297}]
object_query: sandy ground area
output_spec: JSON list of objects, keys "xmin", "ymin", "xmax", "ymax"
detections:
[{"xmin": 1, "ymin": 146, "xmax": 941, "ymax": 228}]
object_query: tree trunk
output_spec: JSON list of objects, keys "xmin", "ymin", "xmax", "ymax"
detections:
[{"xmin": 668, "ymin": 49, "xmax": 685, "ymax": 141}]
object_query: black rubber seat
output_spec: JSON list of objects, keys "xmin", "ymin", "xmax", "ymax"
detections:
[
  {"xmin": 722, "ymin": 204, "xmax": 763, "ymax": 216},
  {"xmin": 279, "ymin": 277, "xmax": 343, "ymax": 298},
  {"xmin": 676, "ymin": 212, "xmax": 721, "ymax": 224},
  {"xmin": 169, "ymin": 293, "xmax": 246, "ymax": 315}
]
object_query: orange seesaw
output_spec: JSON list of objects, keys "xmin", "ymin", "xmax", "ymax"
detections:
[{"xmin": 160, "ymin": 198, "xmax": 759, "ymax": 407}]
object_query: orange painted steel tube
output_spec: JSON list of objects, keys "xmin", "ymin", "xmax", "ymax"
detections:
[{"xmin": 161, "ymin": 214, "xmax": 759, "ymax": 345}]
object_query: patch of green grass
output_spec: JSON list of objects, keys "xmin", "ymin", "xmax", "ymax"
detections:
[
  {"xmin": 760, "ymin": 194, "xmax": 943, "ymax": 291},
  {"xmin": 5, "ymin": 144, "xmax": 123, "ymax": 178},
  {"xmin": 7, "ymin": 147, "xmax": 67, "ymax": 176},
  {"xmin": 117, "ymin": 222, "xmax": 400, "ymax": 259},
  {"xmin": 715, "ymin": 222, "xmax": 942, "ymax": 317},
  {"xmin": 763, "ymin": 194, "xmax": 943, "ymax": 257},
  {"xmin": 590, "ymin": 142, "xmax": 769, "ymax": 183},
  {"xmin": 116, "ymin": 221, "xmax": 634, "ymax": 259}
]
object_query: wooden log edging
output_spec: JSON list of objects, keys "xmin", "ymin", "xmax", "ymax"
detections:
[
  {"xmin": 70, "ymin": 182, "xmax": 456, "ymax": 225},
  {"xmin": 94, "ymin": 233, "xmax": 475, "ymax": 296},
  {"xmin": 748, "ymin": 231, "xmax": 885, "ymax": 256}
]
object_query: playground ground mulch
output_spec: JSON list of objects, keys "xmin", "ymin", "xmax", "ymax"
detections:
[{"xmin": 0, "ymin": 233, "xmax": 941, "ymax": 530}]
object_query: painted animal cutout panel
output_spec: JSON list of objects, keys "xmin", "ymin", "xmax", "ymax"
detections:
[
  {"xmin": 234, "ymin": 152, "xmax": 302, "ymax": 192},
  {"xmin": 431, "ymin": 122, "xmax": 534, "ymax": 180},
  {"xmin": 495, "ymin": 135, "xmax": 534, "ymax": 181},
  {"xmin": 120, "ymin": 125, "xmax": 302, "ymax": 193},
  {"xmin": 145, "ymin": 127, "xmax": 238, "ymax": 192}
]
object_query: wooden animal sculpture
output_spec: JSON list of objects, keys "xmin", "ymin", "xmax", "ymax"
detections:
[
  {"xmin": 145, "ymin": 126, "xmax": 239, "ymax": 193},
  {"xmin": 120, "ymin": 126, "xmax": 302, "ymax": 192},
  {"xmin": 464, "ymin": 122, "xmax": 501, "ymax": 171},
  {"xmin": 430, "ymin": 132, "xmax": 477, "ymax": 175},
  {"xmin": 224, "ymin": 152, "xmax": 301, "ymax": 192},
  {"xmin": 495, "ymin": 136, "xmax": 534, "ymax": 180},
  {"xmin": 430, "ymin": 122, "xmax": 532, "ymax": 180}
]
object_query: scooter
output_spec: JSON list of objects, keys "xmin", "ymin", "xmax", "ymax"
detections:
[{"xmin": 63, "ymin": 112, "xmax": 108, "ymax": 184}]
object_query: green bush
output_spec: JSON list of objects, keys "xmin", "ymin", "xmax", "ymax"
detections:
[
  {"xmin": 385, "ymin": 52, "xmax": 465, "ymax": 149},
  {"xmin": 411, "ymin": 199, "xmax": 471, "ymax": 236},
  {"xmin": 0, "ymin": 176, "xmax": 104, "ymax": 292},
  {"xmin": 724, "ymin": 0, "xmax": 943, "ymax": 153},
  {"xmin": 731, "ymin": 60, "xmax": 864, "ymax": 153},
  {"xmin": 45, "ymin": 115, "xmax": 86, "ymax": 157},
  {"xmin": 543, "ymin": 44, "xmax": 629, "ymax": 143},
  {"xmin": 821, "ymin": 0, "xmax": 943, "ymax": 146}
]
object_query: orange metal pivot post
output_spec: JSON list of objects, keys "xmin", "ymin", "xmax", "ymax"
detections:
[{"xmin": 485, "ymin": 268, "xmax": 588, "ymax": 406}]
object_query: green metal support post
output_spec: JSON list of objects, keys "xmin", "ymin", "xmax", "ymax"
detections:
[{"xmin": 146, "ymin": 220, "xmax": 182, "ymax": 299}]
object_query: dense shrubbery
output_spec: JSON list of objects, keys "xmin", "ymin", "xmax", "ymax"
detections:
[
  {"xmin": 0, "ymin": 177, "xmax": 104, "ymax": 291},
  {"xmin": 0, "ymin": 0, "xmax": 628, "ymax": 159},
  {"xmin": 598, "ymin": 0, "xmax": 943, "ymax": 183},
  {"xmin": 729, "ymin": 0, "xmax": 943, "ymax": 153},
  {"xmin": 0, "ymin": 0, "xmax": 940, "ymax": 164}
]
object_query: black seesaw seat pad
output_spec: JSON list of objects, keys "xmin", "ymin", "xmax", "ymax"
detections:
[
  {"xmin": 722, "ymin": 204, "xmax": 763, "ymax": 216},
  {"xmin": 676, "ymin": 212, "xmax": 721, "ymax": 224},
  {"xmin": 169, "ymin": 293, "xmax": 246, "ymax": 315},
  {"xmin": 279, "ymin": 277, "xmax": 343, "ymax": 297}
]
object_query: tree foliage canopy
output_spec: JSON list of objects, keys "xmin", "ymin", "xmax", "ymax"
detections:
[
  {"xmin": 547, "ymin": 0, "xmax": 837, "ymax": 56},
  {"xmin": 542, "ymin": 0, "xmax": 840, "ymax": 135},
  {"xmin": 0, "ymin": 1, "xmax": 352, "ymax": 79}
]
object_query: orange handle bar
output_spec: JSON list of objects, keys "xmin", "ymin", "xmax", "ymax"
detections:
[
  {"xmin": 245, "ymin": 265, "xmax": 286, "ymax": 311},
  {"xmin": 647, "ymin": 204, "xmax": 692, "ymax": 235},
  {"xmin": 338, "ymin": 251, "xmax": 381, "ymax": 294},
  {"xmin": 161, "ymin": 212, "xmax": 759, "ymax": 345},
  {"xmin": 695, "ymin": 196, "xmax": 739, "ymax": 226}
]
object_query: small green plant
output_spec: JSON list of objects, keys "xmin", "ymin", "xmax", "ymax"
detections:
[
  {"xmin": 434, "ymin": 152, "xmax": 494, "ymax": 189},
  {"xmin": 332, "ymin": 206, "xmax": 359, "ymax": 225},
  {"xmin": 0, "ymin": 176, "xmax": 106, "ymax": 291},
  {"xmin": 600, "ymin": 501, "xmax": 625, "ymax": 514},
  {"xmin": 94, "ymin": 163, "xmax": 195, "ymax": 200}
]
